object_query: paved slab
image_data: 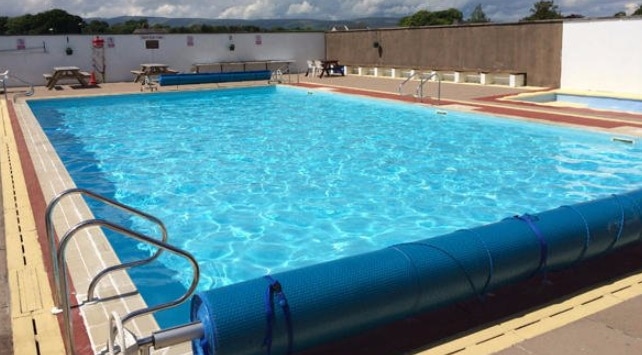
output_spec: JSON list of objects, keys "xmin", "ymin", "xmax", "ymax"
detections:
[{"xmin": 0, "ymin": 182, "xmax": 11, "ymax": 355}]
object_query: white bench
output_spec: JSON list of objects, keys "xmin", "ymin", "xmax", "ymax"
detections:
[{"xmin": 481, "ymin": 72, "xmax": 526, "ymax": 87}]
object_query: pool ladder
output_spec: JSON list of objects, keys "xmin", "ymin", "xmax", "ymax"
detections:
[
  {"xmin": 269, "ymin": 64, "xmax": 299, "ymax": 84},
  {"xmin": 397, "ymin": 71, "xmax": 441, "ymax": 104},
  {"xmin": 45, "ymin": 188, "xmax": 203, "ymax": 354},
  {"xmin": 1, "ymin": 70, "xmax": 35, "ymax": 102}
]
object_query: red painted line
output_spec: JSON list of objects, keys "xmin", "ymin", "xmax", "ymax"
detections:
[
  {"xmin": 6, "ymin": 101, "xmax": 93, "ymax": 354},
  {"xmin": 294, "ymin": 83, "xmax": 642, "ymax": 130}
]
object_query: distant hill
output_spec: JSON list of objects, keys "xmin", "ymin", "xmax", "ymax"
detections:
[{"xmin": 91, "ymin": 16, "xmax": 402, "ymax": 31}]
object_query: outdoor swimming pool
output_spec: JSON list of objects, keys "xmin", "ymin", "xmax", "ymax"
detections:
[{"xmin": 28, "ymin": 86, "xmax": 642, "ymax": 326}]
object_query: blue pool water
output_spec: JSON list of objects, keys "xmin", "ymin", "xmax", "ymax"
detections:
[
  {"xmin": 28, "ymin": 86, "xmax": 642, "ymax": 326},
  {"xmin": 515, "ymin": 92, "xmax": 642, "ymax": 114}
]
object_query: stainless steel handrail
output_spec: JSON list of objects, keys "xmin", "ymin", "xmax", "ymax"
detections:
[
  {"xmin": 45, "ymin": 188, "xmax": 168, "ymax": 307},
  {"xmin": 0, "ymin": 70, "xmax": 34, "ymax": 101},
  {"xmin": 270, "ymin": 64, "xmax": 297, "ymax": 84},
  {"xmin": 57, "ymin": 219, "xmax": 199, "ymax": 355},
  {"xmin": 397, "ymin": 71, "xmax": 421, "ymax": 95},
  {"xmin": 416, "ymin": 71, "xmax": 442, "ymax": 104}
]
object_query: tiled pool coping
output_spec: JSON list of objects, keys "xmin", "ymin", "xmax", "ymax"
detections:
[{"xmin": 2, "ymin": 76, "xmax": 642, "ymax": 354}]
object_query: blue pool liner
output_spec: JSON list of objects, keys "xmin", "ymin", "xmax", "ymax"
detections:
[
  {"xmin": 158, "ymin": 70, "xmax": 272, "ymax": 86},
  {"xmin": 191, "ymin": 189, "xmax": 642, "ymax": 355}
]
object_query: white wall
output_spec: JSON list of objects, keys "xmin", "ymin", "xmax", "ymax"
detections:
[
  {"xmin": 0, "ymin": 32, "xmax": 325, "ymax": 86},
  {"xmin": 561, "ymin": 18, "xmax": 642, "ymax": 95}
]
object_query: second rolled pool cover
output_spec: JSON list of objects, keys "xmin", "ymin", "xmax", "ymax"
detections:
[
  {"xmin": 191, "ymin": 189, "xmax": 642, "ymax": 355},
  {"xmin": 158, "ymin": 70, "xmax": 272, "ymax": 86}
]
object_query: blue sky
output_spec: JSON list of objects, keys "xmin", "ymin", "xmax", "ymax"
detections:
[{"xmin": 5, "ymin": 1, "xmax": 641, "ymax": 22}]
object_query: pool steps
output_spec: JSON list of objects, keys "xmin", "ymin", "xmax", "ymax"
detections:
[
  {"xmin": 45, "ymin": 188, "xmax": 201, "ymax": 354},
  {"xmin": 397, "ymin": 71, "xmax": 441, "ymax": 104}
]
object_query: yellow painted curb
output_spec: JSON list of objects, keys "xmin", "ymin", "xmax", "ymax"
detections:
[{"xmin": 1, "ymin": 99, "xmax": 66, "ymax": 354}]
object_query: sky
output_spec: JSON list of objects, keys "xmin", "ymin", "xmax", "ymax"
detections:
[{"xmin": 4, "ymin": 1, "xmax": 641, "ymax": 23}]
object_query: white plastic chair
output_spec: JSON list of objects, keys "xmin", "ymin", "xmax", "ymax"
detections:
[
  {"xmin": 313, "ymin": 60, "xmax": 324, "ymax": 77},
  {"xmin": 306, "ymin": 60, "xmax": 316, "ymax": 77},
  {"xmin": 0, "ymin": 70, "xmax": 8, "ymax": 94}
]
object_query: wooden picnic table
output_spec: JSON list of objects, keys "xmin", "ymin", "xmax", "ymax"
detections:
[
  {"xmin": 131, "ymin": 63, "xmax": 178, "ymax": 83},
  {"xmin": 44, "ymin": 66, "xmax": 90, "ymax": 90},
  {"xmin": 319, "ymin": 60, "xmax": 345, "ymax": 78}
]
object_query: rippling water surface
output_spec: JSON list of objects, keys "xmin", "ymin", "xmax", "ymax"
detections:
[{"xmin": 29, "ymin": 86, "xmax": 642, "ymax": 325}]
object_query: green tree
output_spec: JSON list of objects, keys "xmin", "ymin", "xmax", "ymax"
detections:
[
  {"xmin": 109, "ymin": 19, "xmax": 149, "ymax": 34},
  {"xmin": 6, "ymin": 14, "xmax": 35, "ymax": 34},
  {"xmin": 468, "ymin": 4, "xmax": 490, "ymax": 23},
  {"xmin": 521, "ymin": 1, "xmax": 563, "ymax": 21},
  {"xmin": 633, "ymin": 4, "xmax": 642, "ymax": 16},
  {"xmin": 36, "ymin": 9, "xmax": 84, "ymax": 34},
  {"xmin": 399, "ymin": 8, "xmax": 463, "ymax": 27},
  {"xmin": 150, "ymin": 23, "xmax": 171, "ymax": 32},
  {"xmin": 614, "ymin": 11, "xmax": 626, "ymax": 17},
  {"xmin": 84, "ymin": 19, "xmax": 110, "ymax": 34},
  {"xmin": 6, "ymin": 9, "xmax": 83, "ymax": 34},
  {"xmin": 0, "ymin": 17, "xmax": 8, "ymax": 35}
]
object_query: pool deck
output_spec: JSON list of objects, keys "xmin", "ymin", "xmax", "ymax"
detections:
[{"xmin": 1, "ymin": 74, "xmax": 642, "ymax": 354}]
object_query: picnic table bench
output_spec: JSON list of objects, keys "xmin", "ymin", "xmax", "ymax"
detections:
[{"xmin": 44, "ymin": 66, "xmax": 91, "ymax": 89}]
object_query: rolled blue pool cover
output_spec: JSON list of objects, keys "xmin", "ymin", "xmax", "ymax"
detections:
[
  {"xmin": 158, "ymin": 70, "xmax": 272, "ymax": 86},
  {"xmin": 191, "ymin": 189, "xmax": 642, "ymax": 355}
]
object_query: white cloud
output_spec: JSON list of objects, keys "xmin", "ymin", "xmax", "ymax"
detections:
[
  {"xmin": 625, "ymin": 3, "xmax": 640, "ymax": 15},
  {"xmin": 286, "ymin": 1, "xmax": 318, "ymax": 17},
  {"xmin": 219, "ymin": 0, "xmax": 279, "ymax": 19}
]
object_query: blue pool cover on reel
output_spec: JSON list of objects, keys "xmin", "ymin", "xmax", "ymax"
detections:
[
  {"xmin": 191, "ymin": 189, "xmax": 642, "ymax": 355},
  {"xmin": 158, "ymin": 70, "xmax": 272, "ymax": 86}
]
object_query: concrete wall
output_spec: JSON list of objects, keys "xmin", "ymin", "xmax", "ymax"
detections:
[
  {"xmin": 326, "ymin": 21, "xmax": 563, "ymax": 87},
  {"xmin": 0, "ymin": 32, "xmax": 325, "ymax": 85},
  {"xmin": 561, "ymin": 18, "xmax": 642, "ymax": 95}
]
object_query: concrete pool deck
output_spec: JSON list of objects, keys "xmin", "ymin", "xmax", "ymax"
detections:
[{"xmin": 1, "ymin": 74, "xmax": 642, "ymax": 354}]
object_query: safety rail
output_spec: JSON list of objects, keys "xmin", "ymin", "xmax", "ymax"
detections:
[
  {"xmin": 45, "ymin": 188, "xmax": 200, "ymax": 354},
  {"xmin": 71, "ymin": 219, "xmax": 200, "ymax": 354},
  {"xmin": 397, "ymin": 71, "xmax": 441, "ymax": 104},
  {"xmin": 0, "ymin": 70, "xmax": 34, "ymax": 102},
  {"xmin": 269, "ymin": 64, "xmax": 298, "ymax": 84},
  {"xmin": 397, "ymin": 71, "xmax": 421, "ymax": 96},
  {"xmin": 417, "ymin": 71, "xmax": 441, "ymax": 104},
  {"xmin": 45, "ymin": 188, "xmax": 168, "ymax": 307}
]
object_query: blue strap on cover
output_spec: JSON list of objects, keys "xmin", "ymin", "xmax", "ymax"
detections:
[
  {"xmin": 514, "ymin": 214, "xmax": 548, "ymax": 276},
  {"xmin": 263, "ymin": 275, "xmax": 293, "ymax": 355}
]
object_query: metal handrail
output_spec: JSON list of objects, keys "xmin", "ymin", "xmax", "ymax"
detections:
[
  {"xmin": 57, "ymin": 219, "xmax": 199, "ymax": 355},
  {"xmin": 397, "ymin": 71, "xmax": 421, "ymax": 95},
  {"xmin": 45, "ymin": 188, "xmax": 168, "ymax": 307},
  {"xmin": 416, "ymin": 71, "xmax": 442, "ymax": 104},
  {"xmin": 1, "ymin": 70, "xmax": 7, "ymax": 101},
  {"xmin": 397, "ymin": 71, "xmax": 441, "ymax": 104},
  {"xmin": 0, "ymin": 70, "xmax": 34, "ymax": 102},
  {"xmin": 270, "ymin": 64, "xmax": 297, "ymax": 84}
]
